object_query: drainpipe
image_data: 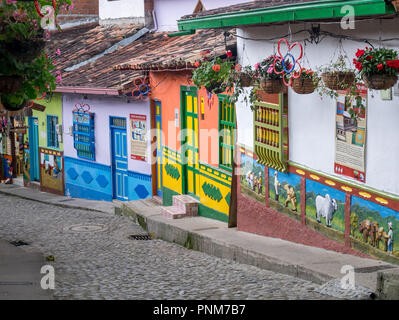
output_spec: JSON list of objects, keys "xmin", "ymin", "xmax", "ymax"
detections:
[{"xmin": 150, "ymin": 10, "xmax": 158, "ymax": 33}]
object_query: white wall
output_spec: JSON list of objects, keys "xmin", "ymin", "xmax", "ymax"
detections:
[
  {"xmin": 154, "ymin": 0, "xmax": 248, "ymax": 31},
  {"xmin": 236, "ymin": 18, "xmax": 399, "ymax": 195},
  {"xmin": 63, "ymin": 94, "xmax": 152, "ymax": 175},
  {"xmin": 99, "ymin": 0, "xmax": 144, "ymax": 22}
]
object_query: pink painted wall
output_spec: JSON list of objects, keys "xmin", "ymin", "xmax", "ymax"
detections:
[{"xmin": 62, "ymin": 94, "xmax": 152, "ymax": 175}]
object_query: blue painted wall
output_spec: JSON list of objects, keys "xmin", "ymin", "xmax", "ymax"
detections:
[{"xmin": 64, "ymin": 156, "xmax": 152, "ymax": 202}]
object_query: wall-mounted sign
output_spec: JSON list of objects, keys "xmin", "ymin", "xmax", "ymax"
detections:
[
  {"xmin": 130, "ymin": 114, "xmax": 147, "ymax": 161},
  {"xmin": 334, "ymin": 86, "xmax": 367, "ymax": 183}
]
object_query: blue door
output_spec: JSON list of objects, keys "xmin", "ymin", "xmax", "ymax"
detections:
[
  {"xmin": 110, "ymin": 117, "xmax": 128, "ymax": 200},
  {"xmin": 28, "ymin": 117, "xmax": 39, "ymax": 181},
  {"xmin": 155, "ymin": 101, "xmax": 162, "ymax": 197}
]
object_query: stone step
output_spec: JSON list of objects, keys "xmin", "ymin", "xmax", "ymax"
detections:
[
  {"xmin": 160, "ymin": 206, "xmax": 187, "ymax": 219},
  {"xmin": 172, "ymin": 194, "xmax": 199, "ymax": 216}
]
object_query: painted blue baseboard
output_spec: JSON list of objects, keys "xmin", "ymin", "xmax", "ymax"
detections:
[{"xmin": 65, "ymin": 183, "xmax": 113, "ymax": 202}]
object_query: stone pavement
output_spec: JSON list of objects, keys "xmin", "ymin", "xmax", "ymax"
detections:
[
  {"xmin": 1, "ymin": 183, "xmax": 398, "ymax": 299},
  {"xmin": 0, "ymin": 239, "xmax": 53, "ymax": 300}
]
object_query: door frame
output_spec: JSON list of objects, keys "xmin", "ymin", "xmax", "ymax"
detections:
[
  {"xmin": 180, "ymin": 85, "xmax": 199, "ymax": 197},
  {"xmin": 28, "ymin": 116, "xmax": 39, "ymax": 181},
  {"xmin": 151, "ymin": 99, "xmax": 163, "ymax": 198},
  {"xmin": 109, "ymin": 116, "xmax": 128, "ymax": 201}
]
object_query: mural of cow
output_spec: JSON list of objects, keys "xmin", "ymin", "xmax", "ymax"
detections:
[{"xmin": 316, "ymin": 194, "xmax": 338, "ymax": 227}]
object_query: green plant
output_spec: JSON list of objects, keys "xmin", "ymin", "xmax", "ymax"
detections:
[
  {"xmin": 226, "ymin": 64, "xmax": 257, "ymax": 105},
  {"xmin": 0, "ymin": 51, "xmax": 56, "ymax": 109},
  {"xmin": 192, "ymin": 57, "xmax": 234, "ymax": 94},
  {"xmin": 353, "ymin": 47, "xmax": 399, "ymax": 77},
  {"xmin": 255, "ymin": 55, "xmax": 286, "ymax": 80}
]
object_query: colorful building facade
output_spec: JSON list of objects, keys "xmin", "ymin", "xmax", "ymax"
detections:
[{"xmin": 24, "ymin": 93, "xmax": 65, "ymax": 195}]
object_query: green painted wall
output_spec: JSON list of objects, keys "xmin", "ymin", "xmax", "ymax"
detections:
[{"xmin": 26, "ymin": 93, "xmax": 63, "ymax": 151}]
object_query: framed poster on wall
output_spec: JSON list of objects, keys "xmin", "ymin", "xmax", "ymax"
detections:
[
  {"xmin": 130, "ymin": 114, "xmax": 147, "ymax": 161},
  {"xmin": 334, "ymin": 86, "xmax": 367, "ymax": 183}
]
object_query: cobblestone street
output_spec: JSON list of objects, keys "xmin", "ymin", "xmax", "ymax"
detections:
[{"xmin": 0, "ymin": 193, "xmax": 350, "ymax": 300}]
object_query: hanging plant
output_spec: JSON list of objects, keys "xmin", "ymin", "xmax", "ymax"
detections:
[
  {"xmin": 0, "ymin": 75, "xmax": 23, "ymax": 93},
  {"xmin": 353, "ymin": 47, "xmax": 399, "ymax": 90},
  {"xmin": 291, "ymin": 68, "xmax": 319, "ymax": 95},
  {"xmin": 316, "ymin": 55, "xmax": 357, "ymax": 99},
  {"xmin": 255, "ymin": 55, "xmax": 286, "ymax": 94},
  {"xmin": 225, "ymin": 64, "xmax": 258, "ymax": 106},
  {"xmin": 192, "ymin": 57, "xmax": 234, "ymax": 94}
]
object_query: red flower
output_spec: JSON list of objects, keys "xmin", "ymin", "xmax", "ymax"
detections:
[
  {"xmin": 53, "ymin": 60, "xmax": 57, "ymax": 65},
  {"xmin": 194, "ymin": 61, "xmax": 200, "ymax": 68},
  {"xmin": 235, "ymin": 64, "xmax": 242, "ymax": 72},
  {"xmin": 226, "ymin": 50, "xmax": 233, "ymax": 57},
  {"xmin": 366, "ymin": 55, "xmax": 373, "ymax": 61},
  {"xmin": 377, "ymin": 63, "xmax": 384, "ymax": 71},
  {"xmin": 355, "ymin": 62, "xmax": 363, "ymax": 71},
  {"xmin": 387, "ymin": 60, "xmax": 399, "ymax": 69},
  {"xmin": 355, "ymin": 49, "xmax": 365, "ymax": 58},
  {"xmin": 212, "ymin": 64, "xmax": 221, "ymax": 72}
]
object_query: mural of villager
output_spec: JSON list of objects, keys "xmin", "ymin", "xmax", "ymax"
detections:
[
  {"xmin": 39, "ymin": 148, "xmax": 64, "ymax": 195},
  {"xmin": 350, "ymin": 196, "xmax": 398, "ymax": 256},
  {"xmin": 305, "ymin": 180, "xmax": 345, "ymax": 232},
  {"xmin": 268, "ymin": 169, "xmax": 301, "ymax": 212},
  {"xmin": 240, "ymin": 152, "xmax": 265, "ymax": 203}
]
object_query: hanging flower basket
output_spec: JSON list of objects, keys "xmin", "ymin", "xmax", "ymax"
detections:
[
  {"xmin": 353, "ymin": 47, "xmax": 399, "ymax": 90},
  {"xmin": 362, "ymin": 74, "xmax": 398, "ymax": 90},
  {"xmin": 205, "ymin": 82, "xmax": 225, "ymax": 95},
  {"xmin": 4, "ymin": 38, "xmax": 46, "ymax": 63},
  {"xmin": 236, "ymin": 72, "xmax": 256, "ymax": 87},
  {"xmin": 259, "ymin": 78, "xmax": 284, "ymax": 94},
  {"xmin": 321, "ymin": 71, "xmax": 355, "ymax": 91},
  {"xmin": 291, "ymin": 78, "xmax": 317, "ymax": 94},
  {"xmin": 0, "ymin": 99, "xmax": 29, "ymax": 112},
  {"xmin": 0, "ymin": 76, "xmax": 23, "ymax": 94}
]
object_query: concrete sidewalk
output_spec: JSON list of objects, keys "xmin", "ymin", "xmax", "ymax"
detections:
[
  {"xmin": 0, "ymin": 240, "xmax": 53, "ymax": 300},
  {"xmin": 1, "ymin": 183, "xmax": 398, "ymax": 297}
]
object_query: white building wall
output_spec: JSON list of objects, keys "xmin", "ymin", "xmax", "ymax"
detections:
[
  {"xmin": 99, "ymin": 0, "xmax": 145, "ymax": 24},
  {"xmin": 63, "ymin": 94, "xmax": 152, "ymax": 175},
  {"xmin": 236, "ymin": 18, "xmax": 399, "ymax": 195},
  {"xmin": 154, "ymin": 0, "xmax": 248, "ymax": 31}
]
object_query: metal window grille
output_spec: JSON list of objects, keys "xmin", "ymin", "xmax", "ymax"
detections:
[{"xmin": 47, "ymin": 115, "xmax": 58, "ymax": 148}]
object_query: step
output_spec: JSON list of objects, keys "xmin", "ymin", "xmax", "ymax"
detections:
[
  {"xmin": 160, "ymin": 206, "xmax": 187, "ymax": 219},
  {"xmin": 172, "ymin": 195, "xmax": 199, "ymax": 216}
]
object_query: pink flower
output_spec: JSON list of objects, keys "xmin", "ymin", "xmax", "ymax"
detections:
[
  {"xmin": 45, "ymin": 30, "xmax": 50, "ymax": 39},
  {"xmin": 267, "ymin": 66, "xmax": 274, "ymax": 74},
  {"xmin": 56, "ymin": 75, "xmax": 62, "ymax": 83},
  {"xmin": 68, "ymin": 2, "xmax": 74, "ymax": 11},
  {"xmin": 55, "ymin": 70, "xmax": 61, "ymax": 75},
  {"xmin": 56, "ymin": 49, "xmax": 61, "ymax": 56},
  {"xmin": 6, "ymin": 0, "xmax": 17, "ymax": 5},
  {"xmin": 254, "ymin": 63, "xmax": 260, "ymax": 70}
]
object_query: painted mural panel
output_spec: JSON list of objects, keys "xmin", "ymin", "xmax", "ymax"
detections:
[
  {"xmin": 240, "ymin": 152, "xmax": 265, "ymax": 203},
  {"xmin": 305, "ymin": 180, "xmax": 345, "ymax": 232},
  {"xmin": 269, "ymin": 168, "xmax": 300, "ymax": 212},
  {"xmin": 351, "ymin": 196, "xmax": 398, "ymax": 256},
  {"xmin": 39, "ymin": 148, "xmax": 64, "ymax": 195}
]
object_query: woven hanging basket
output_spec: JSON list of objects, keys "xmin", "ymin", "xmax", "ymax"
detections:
[
  {"xmin": 4, "ymin": 38, "xmax": 46, "ymax": 63},
  {"xmin": 0, "ymin": 76, "xmax": 23, "ymax": 94},
  {"xmin": 321, "ymin": 71, "xmax": 355, "ymax": 90},
  {"xmin": 239, "ymin": 72, "xmax": 256, "ymax": 87},
  {"xmin": 0, "ymin": 99, "xmax": 29, "ymax": 112},
  {"xmin": 362, "ymin": 74, "xmax": 398, "ymax": 90},
  {"xmin": 291, "ymin": 77, "xmax": 317, "ymax": 94},
  {"xmin": 205, "ymin": 81, "xmax": 225, "ymax": 94},
  {"xmin": 260, "ymin": 78, "xmax": 284, "ymax": 94}
]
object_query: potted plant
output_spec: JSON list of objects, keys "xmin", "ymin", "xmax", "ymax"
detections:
[
  {"xmin": 353, "ymin": 47, "xmax": 399, "ymax": 90},
  {"xmin": 0, "ymin": 52, "xmax": 57, "ymax": 112},
  {"xmin": 192, "ymin": 57, "xmax": 234, "ymax": 94},
  {"xmin": 320, "ymin": 55, "xmax": 356, "ymax": 91},
  {"xmin": 256, "ymin": 55, "xmax": 286, "ymax": 94},
  {"xmin": 233, "ymin": 64, "xmax": 257, "ymax": 87},
  {"xmin": 0, "ymin": 0, "xmax": 72, "ymax": 63},
  {"xmin": 291, "ymin": 68, "xmax": 319, "ymax": 94}
]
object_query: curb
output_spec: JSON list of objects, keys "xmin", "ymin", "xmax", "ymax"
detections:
[
  {"xmin": 0, "ymin": 187, "xmax": 115, "ymax": 215},
  {"xmin": 117, "ymin": 203, "xmax": 333, "ymax": 285}
]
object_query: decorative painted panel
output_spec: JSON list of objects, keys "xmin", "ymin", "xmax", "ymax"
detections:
[
  {"xmin": 269, "ymin": 168, "xmax": 301, "ymax": 213},
  {"xmin": 39, "ymin": 148, "xmax": 64, "ymax": 195},
  {"xmin": 240, "ymin": 151, "xmax": 265, "ymax": 203}
]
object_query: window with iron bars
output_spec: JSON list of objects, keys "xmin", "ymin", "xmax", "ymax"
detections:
[{"xmin": 47, "ymin": 115, "xmax": 58, "ymax": 149}]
